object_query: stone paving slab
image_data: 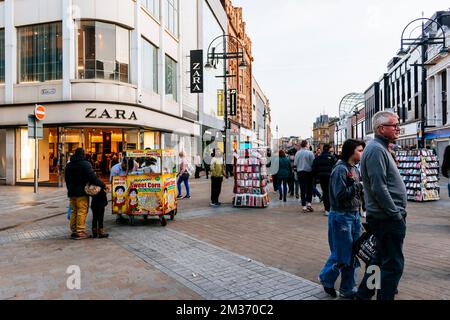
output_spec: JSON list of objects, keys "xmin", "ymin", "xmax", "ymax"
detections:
[{"xmin": 111, "ymin": 226, "xmax": 331, "ymax": 300}]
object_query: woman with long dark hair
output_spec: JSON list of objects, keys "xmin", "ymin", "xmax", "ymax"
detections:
[
  {"xmin": 319, "ymin": 139, "xmax": 365, "ymax": 299},
  {"xmin": 442, "ymin": 145, "xmax": 450, "ymax": 197}
]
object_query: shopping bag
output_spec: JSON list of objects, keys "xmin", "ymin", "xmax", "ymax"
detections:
[
  {"xmin": 353, "ymin": 230, "xmax": 377, "ymax": 265},
  {"xmin": 67, "ymin": 205, "xmax": 71, "ymax": 220}
]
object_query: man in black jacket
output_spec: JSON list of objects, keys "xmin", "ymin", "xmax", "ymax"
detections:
[
  {"xmin": 65, "ymin": 148, "xmax": 106, "ymax": 240},
  {"xmin": 312, "ymin": 144, "xmax": 337, "ymax": 216}
]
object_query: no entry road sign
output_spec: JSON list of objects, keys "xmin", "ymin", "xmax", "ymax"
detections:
[{"xmin": 34, "ymin": 104, "xmax": 46, "ymax": 121}]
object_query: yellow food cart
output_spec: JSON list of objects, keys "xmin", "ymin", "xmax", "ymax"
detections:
[{"xmin": 111, "ymin": 149, "xmax": 178, "ymax": 226}]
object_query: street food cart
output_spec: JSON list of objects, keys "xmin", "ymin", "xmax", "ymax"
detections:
[{"xmin": 111, "ymin": 149, "xmax": 178, "ymax": 226}]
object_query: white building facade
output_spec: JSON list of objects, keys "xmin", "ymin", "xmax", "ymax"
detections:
[
  {"xmin": 251, "ymin": 76, "xmax": 269, "ymax": 148},
  {"xmin": 0, "ymin": 0, "xmax": 218, "ymax": 186},
  {"xmin": 424, "ymin": 21, "xmax": 450, "ymax": 164}
]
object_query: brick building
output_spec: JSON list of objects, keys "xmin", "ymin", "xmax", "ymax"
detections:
[{"xmin": 221, "ymin": 0, "xmax": 254, "ymax": 133}]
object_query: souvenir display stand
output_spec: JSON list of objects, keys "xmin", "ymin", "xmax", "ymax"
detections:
[
  {"xmin": 396, "ymin": 149, "xmax": 440, "ymax": 202},
  {"xmin": 111, "ymin": 149, "xmax": 178, "ymax": 226},
  {"xmin": 233, "ymin": 148, "xmax": 270, "ymax": 208}
]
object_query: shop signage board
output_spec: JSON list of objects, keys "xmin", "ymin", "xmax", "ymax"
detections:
[
  {"xmin": 229, "ymin": 89, "xmax": 237, "ymax": 116},
  {"xmin": 217, "ymin": 89, "xmax": 224, "ymax": 116},
  {"xmin": 190, "ymin": 49, "xmax": 203, "ymax": 93}
]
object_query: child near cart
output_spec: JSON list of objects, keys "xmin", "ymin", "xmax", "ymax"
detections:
[{"xmin": 91, "ymin": 186, "xmax": 110, "ymax": 238}]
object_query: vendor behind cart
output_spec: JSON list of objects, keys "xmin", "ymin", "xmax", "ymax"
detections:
[{"xmin": 110, "ymin": 158, "xmax": 135, "ymax": 223}]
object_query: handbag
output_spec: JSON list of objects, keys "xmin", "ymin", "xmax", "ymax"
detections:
[{"xmin": 84, "ymin": 183, "xmax": 101, "ymax": 196}]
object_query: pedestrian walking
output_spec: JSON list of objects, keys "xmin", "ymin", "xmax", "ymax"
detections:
[
  {"xmin": 177, "ymin": 151, "xmax": 191, "ymax": 199},
  {"xmin": 210, "ymin": 149, "xmax": 227, "ymax": 206},
  {"xmin": 277, "ymin": 150, "xmax": 292, "ymax": 202},
  {"xmin": 319, "ymin": 139, "xmax": 365, "ymax": 299},
  {"xmin": 312, "ymin": 144, "xmax": 337, "ymax": 216},
  {"xmin": 65, "ymin": 148, "xmax": 106, "ymax": 240},
  {"xmin": 442, "ymin": 145, "xmax": 450, "ymax": 197},
  {"xmin": 287, "ymin": 148, "xmax": 299, "ymax": 198},
  {"xmin": 356, "ymin": 111, "xmax": 407, "ymax": 300},
  {"xmin": 90, "ymin": 185, "xmax": 110, "ymax": 238},
  {"xmin": 294, "ymin": 140, "xmax": 315, "ymax": 212}
]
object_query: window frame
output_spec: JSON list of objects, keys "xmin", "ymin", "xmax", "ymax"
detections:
[
  {"xmin": 76, "ymin": 20, "xmax": 131, "ymax": 84},
  {"xmin": 17, "ymin": 21, "xmax": 63, "ymax": 83},
  {"xmin": 165, "ymin": 0, "xmax": 179, "ymax": 37},
  {"xmin": 141, "ymin": 36, "xmax": 159, "ymax": 93},
  {"xmin": 165, "ymin": 54, "xmax": 177, "ymax": 101}
]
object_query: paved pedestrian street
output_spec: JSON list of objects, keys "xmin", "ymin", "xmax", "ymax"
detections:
[{"xmin": 0, "ymin": 178, "xmax": 449, "ymax": 300}]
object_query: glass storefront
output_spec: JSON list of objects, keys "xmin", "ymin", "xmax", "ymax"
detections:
[{"xmin": 16, "ymin": 126, "xmax": 162, "ymax": 185}]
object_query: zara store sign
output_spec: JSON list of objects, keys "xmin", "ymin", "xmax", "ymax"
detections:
[{"xmin": 85, "ymin": 108, "xmax": 138, "ymax": 121}]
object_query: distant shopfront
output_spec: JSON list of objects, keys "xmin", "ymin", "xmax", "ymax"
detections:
[
  {"xmin": 0, "ymin": 102, "xmax": 200, "ymax": 186},
  {"xmin": 425, "ymin": 126, "xmax": 450, "ymax": 165}
]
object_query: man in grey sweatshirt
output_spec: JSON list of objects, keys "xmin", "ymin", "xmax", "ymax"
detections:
[
  {"xmin": 294, "ymin": 140, "xmax": 315, "ymax": 212},
  {"xmin": 356, "ymin": 111, "xmax": 407, "ymax": 300}
]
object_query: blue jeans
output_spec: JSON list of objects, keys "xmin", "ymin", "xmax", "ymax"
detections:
[
  {"xmin": 319, "ymin": 211, "xmax": 362, "ymax": 296},
  {"xmin": 177, "ymin": 173, "xmax": 190, "ymax": 197}
]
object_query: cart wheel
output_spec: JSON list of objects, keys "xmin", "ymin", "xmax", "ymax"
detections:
[
  {"xmin": 160, "ymin": 216, "xmax": 167, "ymax": 227},
  {"xmin": 129, "ymin": 215, "xmax": 135, "ymax": 226}
]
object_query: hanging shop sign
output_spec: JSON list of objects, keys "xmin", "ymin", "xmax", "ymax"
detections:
[
  {"xmin": 217, "ymin": 89, "xmax": 224, "ymax": 116},
  {"xmin": 190, "ymin": 49, "xmax": 204, "ymax": 93}
]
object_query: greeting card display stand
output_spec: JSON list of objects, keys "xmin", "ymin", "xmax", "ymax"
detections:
[
  {"xmin": 233, "ymin": 148, "xmax": 270, "ymax": 208},
  {"xmin": 396, "ymin": 149, "xmax": 440, "ymax": 202}
]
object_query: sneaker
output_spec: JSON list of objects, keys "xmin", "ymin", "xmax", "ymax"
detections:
[
  {"xmin": 302, "ymin": 207, "xmax": 308, "ymax": 213},
  {"xmin": 210, "ymin": 203, "xmax": 219, "ymax": 207},
  {"xmin": 183, "ymin": 195, "xmax": 191, "ymax": 199},
  {"xmin": 322, "ymin": 286, "xmax": 337, "ymax": 298},
  {"xmin": 307, "ymin": 205, "xmax": 314, "ymax": 212},
  {"xmin": 73, "ymin": 231, "xmax": 89, "ymax": 240},
  {"xmin": 324, "ymin": 211, "xmax": 329, "ymax": 216},
  {"xmin": 339, "ymin": 292, "xmax": 356, "ymax": 299},
  {"xmin": 295, "ymin": 194, "xmax": 299, "ymax": 199},
  {"xmin": 361, "ymin": 211, "xmax": 367, "ymax": 218},
  {"xmin": 176, "ymin": 195, "xmax": 183, "ymax": 199},
  {"xmin": 70, "ymin": 232, "xmax": 77, "ymax": 239}
]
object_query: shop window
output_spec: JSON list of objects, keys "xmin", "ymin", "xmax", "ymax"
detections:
[
  {"xmin": 165, "ymin": 55, "xmax": 177, "ymax": 101},
  {"xmin": 77, "ymin": 21, "xmax": 130, "ymax": 83},
  {"xmin": 18, "ymin": 22, "xmax": 62, "ymax": 82},
  {"xmin": 142, "ymin": 38, "xmax": 159, "ymax": 93},
  {"xmin": 0, "ymin": 29, "xmax": 4, "ymax": 83}
]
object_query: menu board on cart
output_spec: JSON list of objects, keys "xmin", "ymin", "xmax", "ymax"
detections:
[
  {"xmin": 112, "ymin": 174, "xmax": 177, "ymax": 215},
  {"xmin": 112, "ymin": 176, "xmax": 128, "ymax": 214}
]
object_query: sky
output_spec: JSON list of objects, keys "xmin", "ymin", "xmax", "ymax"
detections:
[{"xmin": 232, "ymin": 0, "xmax": 449, "ymax": 138}]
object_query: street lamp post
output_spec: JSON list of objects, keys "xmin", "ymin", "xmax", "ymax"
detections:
[
  {"xmin": 354, "ymin": 109, "xmax": 360, "ymax": 140},
  {"xmin": 205, "ymin": 34, "xmax": 247, "ymax": 163},
  {"xmin": 398, "ymin": 17, "xmax": 448, "ymax": 148}
]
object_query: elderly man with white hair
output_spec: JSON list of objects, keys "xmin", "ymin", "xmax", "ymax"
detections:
[{"xmin": 356, "ymin": 111, "xmax": 407, "ymax": 300}]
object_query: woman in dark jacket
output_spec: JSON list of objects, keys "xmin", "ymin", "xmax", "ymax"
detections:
[{"xmin": 277, "ymin": 150, "xmax": 292, "ymax": 202}]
